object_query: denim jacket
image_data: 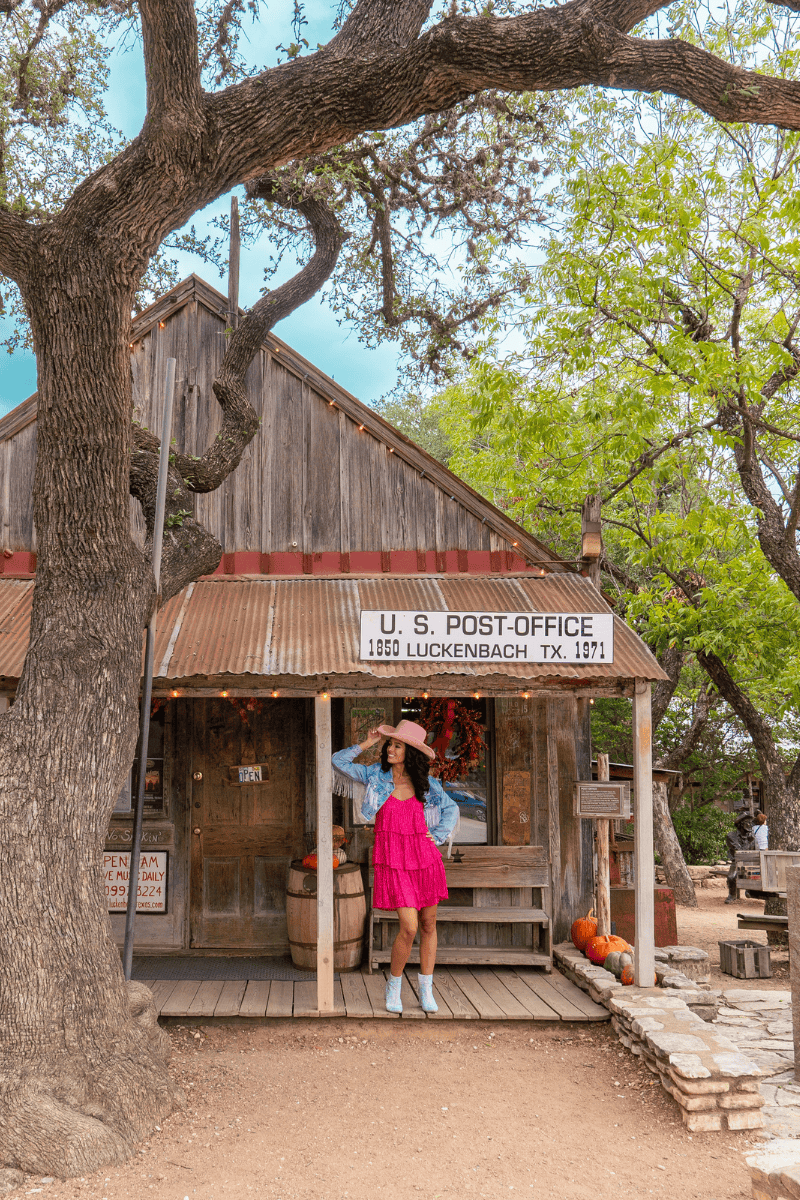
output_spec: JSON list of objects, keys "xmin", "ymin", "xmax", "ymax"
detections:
[{"xmin": 331, "ymin": 744, "xmax": 459, "ymax": 846}]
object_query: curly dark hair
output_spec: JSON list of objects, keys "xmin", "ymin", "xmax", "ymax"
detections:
[{"xmin": 380, "ymin": 740, "xmax": 431, "ymax": 803}]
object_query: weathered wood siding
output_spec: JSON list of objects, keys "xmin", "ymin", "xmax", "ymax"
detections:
[
  {"xmin": 2, "ymin": 287, "xmax": 525, "ymax": 556},
  {"xmin": 495, "ymin": 697, "xmax": 593, "ymax": 945},
  {"xmin": 1, "ymin": 418, "xmax": 37, "ymax": 552},
  {"xmin": 130, "ymin": 300, "xmax": 499, "ymax": 556}
]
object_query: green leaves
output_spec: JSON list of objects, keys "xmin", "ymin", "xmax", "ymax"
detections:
[{"xmin": 430, "ymin": 8, "xmax": 800, "ymax": 771}]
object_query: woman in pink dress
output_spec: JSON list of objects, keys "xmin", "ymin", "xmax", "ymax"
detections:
[{"xmin": 332, "ymin": 720, "xmax": 458, "ymax": 1013}]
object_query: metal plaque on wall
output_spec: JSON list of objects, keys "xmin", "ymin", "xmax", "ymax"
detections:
[{"xmin": 573, "ymin": 781, "xmax": 631, "ymax": 819}]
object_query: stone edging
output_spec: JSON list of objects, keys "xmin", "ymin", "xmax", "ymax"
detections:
[
  {"xmin": 746, "ymin": 1141, "xmax": 800, "ymax": 1199},
  {"xmin": 555, "ymin": 943, "xmax": 764, "ymax": 1132}
]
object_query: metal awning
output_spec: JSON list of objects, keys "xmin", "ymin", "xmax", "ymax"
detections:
[{"xmin": 0, "ymin": 574, "xmax": 666, "ymax": 689}]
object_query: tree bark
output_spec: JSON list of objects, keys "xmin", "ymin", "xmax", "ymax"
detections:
[
  {"xmin": 0, "ymin": 191, "xmax": 344, "ymax": 1178},
  {"xmin": 652, "ymin": 779, "xmax": 696, "ymax": 907},
  {"xmin": 697, "ymin": 648, "xmax": 800, "ymax": 853},
  {"xmin": 646, "ymin": 647, "xmax": 701, "ymax": 906},
  {"xmin": 0, "ymin": 236, "xmax": 182, "ymax": 1174}
]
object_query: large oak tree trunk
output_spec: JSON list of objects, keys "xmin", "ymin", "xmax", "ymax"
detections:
[
  {"xmin": 652, "ymin": 779, "xmax": 697, "ymax": 907},
  {"xmin": 0, "ymin": 190, "xmax": 343, "ymax": 1176},
  {"xmin": 0, "ymin": 249, "xmax": 183, "ymax": 1176}
]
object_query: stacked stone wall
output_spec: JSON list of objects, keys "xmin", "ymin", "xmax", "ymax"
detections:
[{"xmin": 555, "ymin": 943, "xmax": 763, "ymax": 1132}]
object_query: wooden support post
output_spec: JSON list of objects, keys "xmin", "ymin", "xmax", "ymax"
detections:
[
  {"xmin": 315, "ymin": 695, "xmax": 335, "ymax": 1014},
  {"xmin": 581, "ymin": 494, "xmax": 602, "ymax": 589},
  {"xmin": 228, "ymin": 195, "xmax": 240, "ymax": 332},
  {"xmin": 633, "ymin": 679, "xmax": 655, "ymax": 987},
  {"xmin": 786, "ymin": 865, "xmax": 800, "ymax": 1081},
  {"xmin": 595, "ymin": 752, "xmax": 611, "ymax": 937}
]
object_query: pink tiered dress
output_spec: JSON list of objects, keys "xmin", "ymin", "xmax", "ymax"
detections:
[{"xmin": 373, "ymin": 794, "xmax": 449, "ymax": 910}]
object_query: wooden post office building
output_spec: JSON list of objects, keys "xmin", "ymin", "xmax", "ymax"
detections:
[{"xmin": 0, "ymin": 275, "xmax": 666, "ymax": 1008}]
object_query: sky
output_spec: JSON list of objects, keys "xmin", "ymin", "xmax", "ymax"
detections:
[{"xmin": 0, "ymin": 1, "xmax": 399, "ymax": 418}]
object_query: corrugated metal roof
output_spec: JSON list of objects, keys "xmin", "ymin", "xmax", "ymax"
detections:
[
  {"xmin": 0, "ymin": 574, "xmax": 666, "ymax": 686},
  {"xmin": 0, "ymin": 579, "xmax": 33, "ymax": 678},
  {"xmin": 154, "ymin": 575, "xmax": 663, "ymax": 684}
]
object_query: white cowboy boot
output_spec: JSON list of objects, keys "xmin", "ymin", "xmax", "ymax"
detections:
[
  {"xmin": 385, "ymin": 972, "xmax": 403, "ymax": 1013},
  {"xmin": 418, "ymin": 972, "xmax": 438, "ymax": 1013}
]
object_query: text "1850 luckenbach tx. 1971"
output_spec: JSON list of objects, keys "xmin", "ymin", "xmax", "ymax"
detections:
[{"xmin": 359, "ymin": 610, "xmax": 615, "ymax": 664}]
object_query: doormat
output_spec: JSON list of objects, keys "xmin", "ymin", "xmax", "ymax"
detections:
[{"xmin": 131, "ymin": 955, "xmax": 340, "ymax": 982}]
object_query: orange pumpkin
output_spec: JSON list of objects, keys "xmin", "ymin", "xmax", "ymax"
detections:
[
  {"xmin": 586, "ymin": 934, "xmax": 631, "ymax": 965},
  {"xmin": 302, "ymin": 853, "xmax": 340, "ymax": 870},
  {"xmin": 570, "ymin": 909, "xmax": 598, "ymax": 952},
  {"xmin": 620, "ymin": 963, "xmax": 658, "ymax": 986}
]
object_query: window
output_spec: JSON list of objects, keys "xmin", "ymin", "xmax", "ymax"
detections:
[{"xmin": 400, "ymin": 697, "xmax": 490, "ymax": 845}]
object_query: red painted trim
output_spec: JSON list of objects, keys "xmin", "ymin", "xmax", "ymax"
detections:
[
  {"xmin": 388, "ymin": 550, "xmax": 417, "ymax": 573},
  {"xmin": 268, "ymin": 552, "xmax": 304, "ymax": 575},
  {"xmin": 230, "ymin": 551, "xmax": 261, "ymax": 574},
  {"xmin": 349, "ymin": 551, "xmax": 382, "ymax": 573},
  {"xmin": 310, "ymin": 552, "xmax": 342, "ymax": 575},
  {"xmin": 178, "ymin": 548, "xmax": 557, "ymax": 581},
  {"xmin": 0, "ymin": 551, "xmax": 36, "ymax": 576}
]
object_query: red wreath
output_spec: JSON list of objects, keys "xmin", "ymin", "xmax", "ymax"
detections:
[
  {"xmin": 420, "ymin": 698, "xmax": 485, "ymax": 783},
  {"xmin": 227, "ymin": 697, "xmax": 264, "ymax": 726}
]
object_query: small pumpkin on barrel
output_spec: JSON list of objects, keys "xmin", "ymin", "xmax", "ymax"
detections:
[{"xmin": 302, "ymin": 853, "xmax": 340, "ymax": 870}]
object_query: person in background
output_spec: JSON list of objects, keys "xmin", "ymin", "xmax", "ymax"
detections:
[
  {"xmin": 725, "ymin": 809, "xmax": 756, "ymax": 904},
  {"xmin": 332, "ymin": 720, "xmax": 458, "ymax": 1014},
  {"xmin": 753, "ymin": 811, "xmax": 769, "ymax": 851}
]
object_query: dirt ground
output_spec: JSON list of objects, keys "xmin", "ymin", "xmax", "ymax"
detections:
[
  {"xmin": 36, "ymin": 1020, "xmax": 751, "ymax": 1200},
  {"xmin": 676, "ymin": 883, "xmax": 790, "ymax": 990},
  {"xmin": 10, "ymin": 889, "xmax": 783, "ymax": 1200}
]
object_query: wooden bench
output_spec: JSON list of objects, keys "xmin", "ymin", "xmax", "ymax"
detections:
[
  {"xmin": 367, "ymin": 845, "xmax": 551, "ymax": 973},
  {"xmin": 737, "ymin": 912, "xmax": 789, "ymax": 932}
]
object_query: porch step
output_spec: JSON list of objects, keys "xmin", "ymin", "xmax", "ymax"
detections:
[
  {"xmin": 369, "ymin": 946, "xmax": 552, "ymax": 969},
  {"xmin": 141, "ymin": 964, "xmax": 608, "ymax": 1021},
  {"xmin": 372, "ymin": 906, "xmax": 549, "ymax": 924}
]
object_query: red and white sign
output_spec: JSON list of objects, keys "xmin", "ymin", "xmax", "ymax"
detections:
[{"xmin": 104, "ymin": 851, "xmax": 168, "ymax": 913}]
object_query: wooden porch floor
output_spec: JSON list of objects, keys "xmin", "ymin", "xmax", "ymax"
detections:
[{"xmin": 139, "ymin": 965, "xmax": 608, "ymax": 1022}]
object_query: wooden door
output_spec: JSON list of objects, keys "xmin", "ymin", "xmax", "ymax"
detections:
[{"xmin": 190, "ymin": 698, "xmax": 305, "ymax": 950}]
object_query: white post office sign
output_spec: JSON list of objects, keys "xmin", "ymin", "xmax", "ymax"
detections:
[
  {"xmin": 574, "ymin": 782, "xmax": 631, "ymax": 819},
  {"xmin": 360, "ymin": 609, "xmax": 614, "ymax": 664},
  {"xmin": 104, "ymin": 851, "xmax": 168, "ymax": 913}
]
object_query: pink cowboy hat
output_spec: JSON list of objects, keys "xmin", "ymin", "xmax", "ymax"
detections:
[{"xmin": 377, "ymin": 719, "xmax": 436, "ymax": 760}]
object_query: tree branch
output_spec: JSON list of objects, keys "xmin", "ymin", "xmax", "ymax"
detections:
[
  {"xmin": 129, "ymin": 183, "xmax": 347, "ymax": 603},
  {"xmin": 586, "ymin": 0, "xmax": 670, "ymax": 31},
  {"xmin": 327, "ymin": 0, "xmax": 433, "ymax": 56},
  {"xmin": 138, "ymin": 0, "xmax": 204, "ymax": 146},
  {"xmin": 651, "ymin": 645, "xmax": 683, "ymax": 733},
  {"xmin": 55, "ymin": 5, "xmax": 800, "ymax": 279},
  {"xmin": 173, "ymin": 183, "xmax": 346, "ymax": 496},
  {"xmin": 196, "ymin": 11, "xmax": 800, "ymax": 206},
  {"xmin": 129, "ymin": 427, "xmax": 223, "ymax": 605},
  {"xmin": 0, "ymin": 209, "xmax": 33, "ymax": 282},
  {"xmin": 657, "ymin": 682, "xmax": 711, "ymax": 773},
  {"xmin": 697, "ymin": 647, "xmax": 799, "ymax": 849},
  {"xmin": 603, "ymin": 418, "xmax": 720, "ymax": 502},
  {"xmin": 719, "ymin": 403, "xmax": 800, "ymax": 602},
  {"xmin": 786, "ymin": 459, "xmax": 800, "ymax": 546}
]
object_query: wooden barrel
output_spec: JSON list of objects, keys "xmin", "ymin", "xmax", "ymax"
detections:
[{"xmin": 286, "ymin": 861, "xmax": 366, "ymax": 971}]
